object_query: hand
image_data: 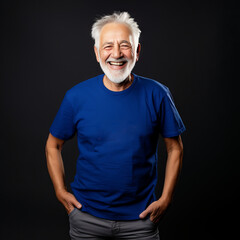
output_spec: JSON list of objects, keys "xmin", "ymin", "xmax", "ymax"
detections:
[
  {"xmin": 56, "ymin": 189, "xmax": 82, "ymax": 214},
  {"xmin": 139, "ymin": 198, "xmax": 170, "ymax": 224}
]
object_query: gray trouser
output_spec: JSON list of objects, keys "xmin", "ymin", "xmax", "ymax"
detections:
[{"xmin": 68, "ymin": 208, "xmax": 160, "ymax": 240}]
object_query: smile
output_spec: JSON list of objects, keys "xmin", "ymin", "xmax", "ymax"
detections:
[{"xmin": 108, "ymin": 61, "xmax": 127, "ymax": 66}]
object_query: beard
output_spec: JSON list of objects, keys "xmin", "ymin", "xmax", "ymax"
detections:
[{"xmin": 98, "ymin": 55, "xmax": 137, "ymax": 84}]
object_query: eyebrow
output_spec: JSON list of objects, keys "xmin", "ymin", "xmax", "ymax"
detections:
[{"xmin": 102, "ymin": 40, "xmax": 132, "ymax": 47}]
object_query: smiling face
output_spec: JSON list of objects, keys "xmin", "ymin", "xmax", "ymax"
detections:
[{"xmin": 94, "ymin": 22, "xmax": 140, "ymax": 84}]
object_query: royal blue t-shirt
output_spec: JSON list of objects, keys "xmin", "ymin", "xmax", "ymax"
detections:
[{"xmin": 49, "ymin": 73, "xmax": 186, "ymax": 220}]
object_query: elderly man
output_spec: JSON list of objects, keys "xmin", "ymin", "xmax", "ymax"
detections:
[{"xmin": 45, "ymin": 11, "xmax": 186, "ymax": 240}]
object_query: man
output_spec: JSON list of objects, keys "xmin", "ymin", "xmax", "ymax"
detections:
[{"xmin": 45, "ymin": 11, "xmax": 186, "ymax": 240}]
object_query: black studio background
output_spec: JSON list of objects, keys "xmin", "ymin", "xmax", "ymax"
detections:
[{"xmin": 1, "ymin": 0, "xmax": 239, "ymax": 239}]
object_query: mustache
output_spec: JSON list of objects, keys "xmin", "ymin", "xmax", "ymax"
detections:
[{"xmin": 106, "ymin": 58, "xmax": 129, "ymax": 63}]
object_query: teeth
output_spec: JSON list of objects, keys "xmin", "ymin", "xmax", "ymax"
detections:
[{"xmin": 109, "ymin": 62, "xmax": 125, "ymax": 66}]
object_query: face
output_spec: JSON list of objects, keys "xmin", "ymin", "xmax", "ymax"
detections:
[{"xmin": 94, "ymin": 22, "xmax": 140, "ymax": 84}]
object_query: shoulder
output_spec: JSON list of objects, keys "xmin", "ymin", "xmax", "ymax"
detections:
[
  {"xmin": 65, "ymin": 74, "xmax": 102, "ymax": 99},
  {"xmin": 135, "ymin": 73, "xmax": 170, "ymax": 96}
]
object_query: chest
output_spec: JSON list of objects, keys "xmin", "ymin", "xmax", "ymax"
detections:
[{"xmin": 74, "ymin": 93, "xmax": 159, "ymax": 143}]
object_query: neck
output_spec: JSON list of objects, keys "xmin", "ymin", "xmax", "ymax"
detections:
[{"xmin": 103, "ymin": 74, "xmax": 133, "ymax": 92}]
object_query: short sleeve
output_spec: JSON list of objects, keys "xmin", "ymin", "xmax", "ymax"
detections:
[
  {"xmin": 49, "ymin": 92, "xmax": 76, "ymax": 140},
  {"xmin": 159, "ymin": 88, "xmax": 186, "ymax": 138}
]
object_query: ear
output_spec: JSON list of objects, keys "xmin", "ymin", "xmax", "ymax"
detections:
[
  {"xmin": 136, "ymin": 43, "xmax": 141, "ymax": 61},
  {"xmin": 94, "ymin": 45, "xmax": 100, "ymax": 63}
]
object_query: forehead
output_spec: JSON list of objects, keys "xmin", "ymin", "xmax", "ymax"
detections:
[{"xmin": 99, "ymin": 23, "xmax": 133, "ymax": 43}]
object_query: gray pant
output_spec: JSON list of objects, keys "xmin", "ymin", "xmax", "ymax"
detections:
[{"xmin": 68, "ymin": 208, "xmax": 160, "ymax": 240}]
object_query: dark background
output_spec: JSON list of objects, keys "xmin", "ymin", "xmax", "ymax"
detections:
[{"xmin": 1, "ymin": 0, "xmax": 239, "ymax": 239}]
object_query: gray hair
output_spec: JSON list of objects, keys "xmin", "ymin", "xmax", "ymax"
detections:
[{"xmin": 91, "ymin": 11, "xmax": 141, "ymax": 51}]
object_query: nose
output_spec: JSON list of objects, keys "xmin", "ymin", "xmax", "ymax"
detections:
[{"xmin": 112, "ymin": 45, "xmax": 122, "ymax": 59}]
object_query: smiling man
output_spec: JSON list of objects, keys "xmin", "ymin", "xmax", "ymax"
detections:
[{"xmin": 45, "ymin": 12, "xmax": 186, "ymax": 240}]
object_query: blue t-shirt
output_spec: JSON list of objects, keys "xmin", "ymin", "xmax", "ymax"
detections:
[{"xmin": 49, "ymin": 73, "xmax": 186, "ymax": 221}]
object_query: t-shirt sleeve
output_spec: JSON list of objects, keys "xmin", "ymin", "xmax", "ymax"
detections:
[
  {"xmin": 49, "ymin": 92, "xmax": 76, "ymax": 141},
  {"xmin": 159, "ymin": 88, "xmax": 186, "ymax": 138}
]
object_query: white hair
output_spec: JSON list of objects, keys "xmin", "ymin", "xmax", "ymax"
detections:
[{"xmin": 91, "ymin": 11, "xmax": 141, "ymax": 51}]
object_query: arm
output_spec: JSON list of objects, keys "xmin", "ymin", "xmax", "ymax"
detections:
[
  {"xmin": 45, "ymin": 133, "xmax": 82, "ymax": 214},
  {"xmin": 160, "ymin": 135, "xmax": 183, "ymax": 204},
  {"xmin": 139, "ymin": 135, "xmax": 183, "ymax": 223}
]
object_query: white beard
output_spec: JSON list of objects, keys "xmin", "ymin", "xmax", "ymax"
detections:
[{"xmin": 98, "ymin": 55, "xmax": 137, "ymax": 84}]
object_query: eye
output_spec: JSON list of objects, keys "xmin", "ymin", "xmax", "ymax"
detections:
[
  {"xmin": 121, "ymin": 44, "xmax": 131, "ymax": 49},
  {"xmin": 104, "ymin": 45, "xmax": 112, "ymax": 49}
]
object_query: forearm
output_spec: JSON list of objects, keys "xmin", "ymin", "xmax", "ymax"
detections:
[
  {"xmin": 45, "ymin": 147, "xmax": 67, "ymax": 194},
  {"xmin": 45, "ymin": 134, "xmax": 81, "ymax": 213},
  {"xmin": 139, "ymin": 140, "xmax": 183, "ymax": 221},
  {"xmin": 160, "ymin": 147, "xmax": 183, "ymax": 203}
]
